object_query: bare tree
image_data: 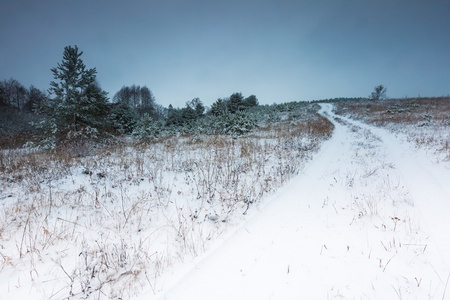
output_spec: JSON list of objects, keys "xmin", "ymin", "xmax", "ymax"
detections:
[
  {"xmin": 23, "ymin": 86, "xmax": 47, "ymax": 112},
  {"xmin": 113, "ymin": 85, "xmax": 156, "ymax": 118},
  {"xmin": 139, "ymin": 86, "xmax": 156, "ymax": 116},
  {"xmin": 370, "ymin": 85, "xmax": 387, "ymax": 100},
  {"xmin": 112, "ymin": 86, "xmax": 132, "ymax": 105},
  {"xmin": 0, "ymin": 78, "xmax": 28, "ymax": 110}
]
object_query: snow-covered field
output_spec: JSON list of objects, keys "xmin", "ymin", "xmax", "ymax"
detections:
[
  {"xmin": 335, "ymin": 97, "xmax": 450, "ymax": 163},
  {"xmin": 0, "ymin": 104, "xmax": 333, "ymax": 299},
  {"xmin": 1, "ymin": 100, "xmax": 449, "ymax": 299},
  {"xmin": 157, "ymin": 103, "xmax": 450, "ymax": 299}
]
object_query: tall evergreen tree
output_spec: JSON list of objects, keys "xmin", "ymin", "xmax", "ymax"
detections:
[{"xmin": 48, "ymin": 45, "xmax": 108, "ymax": 132}]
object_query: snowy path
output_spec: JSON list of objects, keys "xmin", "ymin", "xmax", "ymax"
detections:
[{"xmin": 154, "ymin": 103, "xmax": 450, "ymax": 299}]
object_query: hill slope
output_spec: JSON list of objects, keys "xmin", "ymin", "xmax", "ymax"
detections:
[{"xmin": 155, "ymin": 103, "xmax": 450, "ymax": 299}]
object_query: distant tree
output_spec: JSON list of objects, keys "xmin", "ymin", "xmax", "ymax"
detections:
[
  {"xmin": 195, "ymin": 101, "xmax": 205, "ymax": 117},
  {"xmin": 166, "ymin": 104, "xmax": 182, "ymax": 126},
  {"xmin": 132, "ymin": 114, "xmax": 165, "ymax": 141},
  {"xmin": 130, "ymin": 85, "xmax": 139, "ymax": 107},
  {"xmin": 153, "ymin": 103, "xmax": 168, "ymax": 120},
  {"xmin": 108, "ymin": 102, "xmax": 138, "ymax": 133},
  {"xmin": 210, "ymin": 98, "xmax": 228, "ymax": 116},
  {"xmin": 0, "ymin": 80, "xmax": 49, "ymax": 143},
  {"xmin": 113, "ymin": 85, "xmax": 157, "ymax": 118},
  {"xmin": 139, "ymin": 86, "xmax": 156, "ymax": 116},
  {"xmin": 243, "ymin": 94, "xmax": 259, "ymax": 108},
  {"xmin": 165, "ymin": 99, "xmax": 205, "ymax": 127},
  {"xmin": 370, "ymin": 85, "xmax": 387, "ymax": 100},
  {"xmin": 0, "ymin": 81, "xmax": 5, "ymax": 106},
  {"xmin": 113, "ymin": 86, "xmax": 132, "ymax": 104},
  {"xmin": 167, "ymin": 104, "xmax": 174, "ymax": 115},
  {"xmin": 0, "ymin": 78, "xmax": 28, "ymax": 110},
  {"xmin": 186, "ymin": 98, "xmax": 205, "ymax": 117},
  {"xmin": 229, "ymin": 92, "xmax": 244, "ymax": 113},
  {"xmin": 23, "ymin": 86, "xmax": 47, "ymax": 112},
  {"xmin": 181, "ymin": 105, "xmax": 197, "ymax": 123},
  {"xmin": 79, "ymin": 81, "xmax": 109, "ymax": 126}
]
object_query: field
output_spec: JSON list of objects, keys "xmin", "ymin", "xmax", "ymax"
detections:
[
  {"xmin": 159, "ymin": 100, "xmax": 450, "ymax": 299},
  {"xmin": 0, "ymin": 103, "xmax": 333, "ymax": 299},
  {"xmin": 1, "ymin": 98, "xmax": 449, "ymax": 299},
  {"xmin": 334, "ymin": 97, "xmax": 450, "ymax": 162}
]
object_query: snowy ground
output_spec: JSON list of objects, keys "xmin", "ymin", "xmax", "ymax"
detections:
[
  {"xmin": 155, "ymin": 103, "xmax": 450, "ymax": 299},
  {"xmin": 1, "ymin": 101, "xmax": 449, "ymax": 299},
  {"xmin": 0, "ymin": 105, "xmax": 332, "ymax": 299}
]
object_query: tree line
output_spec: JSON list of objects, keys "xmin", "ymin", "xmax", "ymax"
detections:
[
  {"xmin": 0, "ymin": 78, "xmax": 47, "ymax": 112},
  {"xmin": 0, "ymin": 45, "xmax": 260, "ymax": 149},
  {"xmin": 1, "ymin": 45, "xmax": 391, "ymax": 150}
]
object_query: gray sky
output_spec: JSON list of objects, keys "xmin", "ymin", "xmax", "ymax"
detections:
[{"xmin": 1, "ymin": 0, "xmax": 449, "ymax": 107}]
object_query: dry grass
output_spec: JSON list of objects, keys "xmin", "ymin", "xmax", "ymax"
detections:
[
  {"xmin": 333, "ymin": 97, "xmax": 450, "ymax": 160},
  {"xmin": 0, "ymin": 104, "xmax": 334, "ymax": 299}
]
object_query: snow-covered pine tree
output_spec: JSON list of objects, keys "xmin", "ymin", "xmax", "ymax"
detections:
[
  {"xmin": 108, "ymin": 102, "xmax": 138, "ymax": 134},
  {"xmin": 48, "ymin": 45, "xmax": 108, "ymax": 136}
]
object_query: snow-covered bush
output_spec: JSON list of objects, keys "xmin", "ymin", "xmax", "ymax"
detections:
[
  {"xmin": 132, "ymin": 115, "xmax": 167, "ymax": 141},
  {"xmin": 108, "ymin": 102, "xmax": 138, "ymax": 134},
  {"xmin": 222, "ymin": 111, "xmax": 258, "ymax": 136}
]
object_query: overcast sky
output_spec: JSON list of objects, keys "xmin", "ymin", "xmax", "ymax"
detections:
[{"xmin": 1, "ymin": 0, "xmax": 449, "ymax": 107}]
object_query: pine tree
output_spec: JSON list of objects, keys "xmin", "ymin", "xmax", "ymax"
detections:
[
  {"xmin": 108, "ymin": 102, "xmax": 137, "ymax": 133},
  {"xmin": 243, "ymin": 95, "xmax": 258, "ymax": 108},
  {"xmin": 229, "ymin": 92, "xmax": 244, "ymax": 113},
  {"xmin": 79, "ymin": 81, "xmax": 109, "ymax": 127},
  {"xmin": 210, "ymin": 98, "xmax": 228, "ymax": 116},
  {"xmin": 48, "ymin": 45, "xmax": 108, "ymax": 133},
  {"xmin": 186, "ymin": 97, "xmax": 205, "ymax": 117},
  {"xmin": 166, "ymin": 105, "xmax": 182, "ymax": 126}
]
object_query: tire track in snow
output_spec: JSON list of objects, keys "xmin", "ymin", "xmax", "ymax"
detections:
[
  {"xmin": 155, "ymin": 105, "xmax": 354, "ymax": 300},
  {"xmin": 326, "ymin": 103, "xmax": 450, "ymax": 273}
]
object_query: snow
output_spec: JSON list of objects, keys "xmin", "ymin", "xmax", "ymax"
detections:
[
  {"xmin": 1, "ymin": 102, "xmax": 449, "ymax": 299},
  {"xmin": 154, "ymin": 103, "xmax": 450, "ymax": 299},
  {"xmin": 0, "ymin": 107, "xmax": 327, "ymax": 299}
]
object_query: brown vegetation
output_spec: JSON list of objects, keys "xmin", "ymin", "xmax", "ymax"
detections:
[{"xmin": 0, "ymin": 104, "xmax": 334, "ymax": 298}]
